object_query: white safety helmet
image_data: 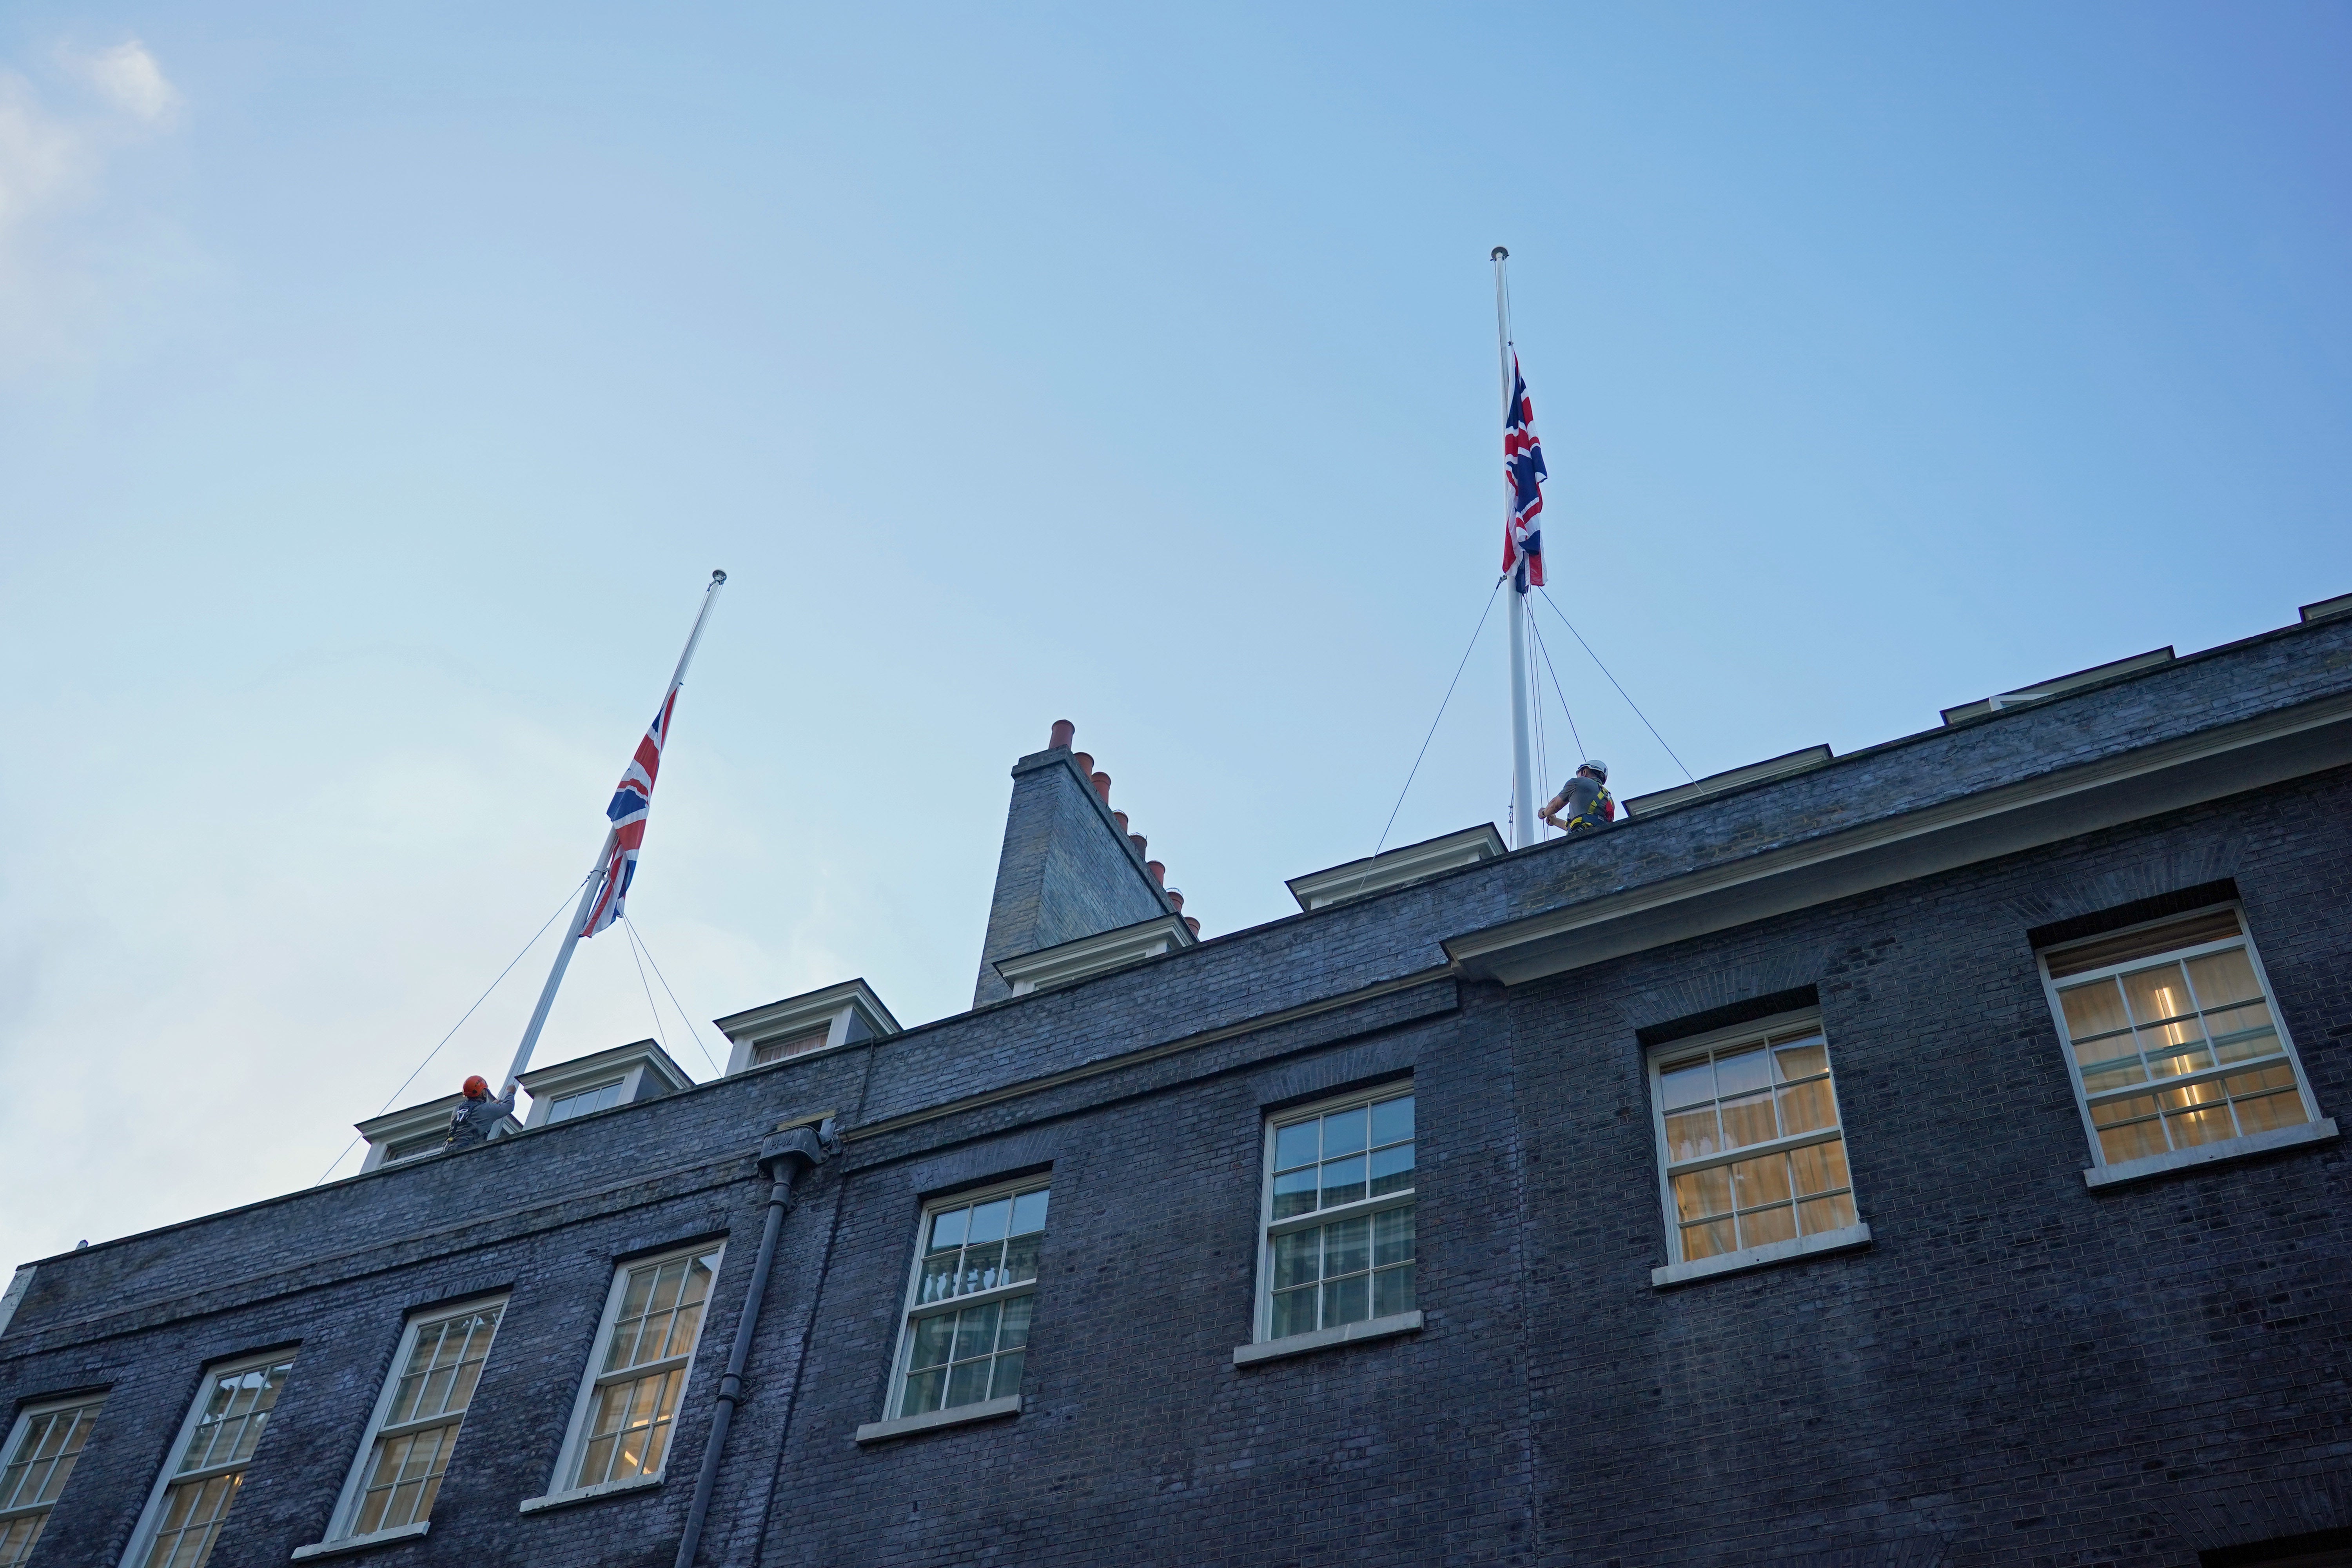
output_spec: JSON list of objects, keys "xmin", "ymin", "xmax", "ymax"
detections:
[{"xmin": 1579, "ymin": 759, "xmax": 1608, "ymax": 781}]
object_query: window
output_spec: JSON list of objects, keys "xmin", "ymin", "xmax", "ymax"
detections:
[
  {"xmin": 319, "ymin": 1299, "xmax": 504, "ymax": 1544},
  {"xmin": 1257, "ymin": 1087, "xmax": 1416, "ymax": 1342},
  {"xmin": 1651, "ymin": 1020, "xmax": 1856, "ymax": 1263},
  {"xmin": 544, "ymin": 1081, "xmax": 624, "ymax": 1124},
  {"xmin": 750, "ymin": 1029, "xmax": 830, "ymax": 1067},
  {"xmin": 0, "ymin": 1394, "xmax": 105, "ymax": 1568},
  {"xmin": 2040, "ymin": 906, "xmax": 2319, "ymax": 1169},
  {"xmin": 548, "ymin": 1245, "xmax": 724, "ymax": 1497},
  {"xmin": 122, "ymin": 1352, "xmax": 296, "ymax": 1568},
  {"xmin": 382, "ymin": 1132, "xmax": 443, "ymax": 1164},
  {"xmin": 886, "ymin": 1181, "xmax": 1049, "ymax": 1419}
]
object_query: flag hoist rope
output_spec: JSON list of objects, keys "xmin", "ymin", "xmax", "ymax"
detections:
[
  {"xmin": 502, "ymin": 570, "xmax": 727, "ymax": 1091},
  {"xmin": 1493, "ymin": 246, "xmax": 1539, "ymax": 849}
]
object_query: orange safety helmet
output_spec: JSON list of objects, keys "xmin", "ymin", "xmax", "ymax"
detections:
[{"xmin": 462, "ymin": 1074, "xmax": 490, "ymax": 1098}]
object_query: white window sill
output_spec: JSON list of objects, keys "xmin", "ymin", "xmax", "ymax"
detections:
[
  {"xmin": 1233, "ymin": 1309, "xmax": 1422, "ymax": 1366},
  {"xmin": 517, "ymin": 1471, "xmax": 664, "ymax": 1514},
  {"xmin": 2083, "ymin": 1118, "xmax": 2337, "ymax": 1189},
  {"xmin": 1651, "ymin": 1223, "xmax": 1872, "ymax": 1289},
  {"xmin": 856, "ymin": 1393, "xmax": 1021, "ymax": 1445},
  {"xmin": 290, "ymin": 1522, "xmax": 430, "ymax": 1559}
]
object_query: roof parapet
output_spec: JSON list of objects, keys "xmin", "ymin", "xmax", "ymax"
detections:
[
  {"xmin": 1624, "ymin": 746, "xmax": 1834, "ymax": 819},
  {"xmin": 1939, "ymin": 648, "xmax": 2174, "ymax": 726}
]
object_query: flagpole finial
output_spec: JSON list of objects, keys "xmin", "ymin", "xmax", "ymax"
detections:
[
  {"xmin": 710, "ymin": 569, "xmax": 727, "ymax": 584},
  {"xmin": 1492, "ymin": 246, "xmax": 1507, "ymax": 260}
]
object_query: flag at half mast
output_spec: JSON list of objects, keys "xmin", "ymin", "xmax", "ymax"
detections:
[
  {"xmin": 1501, "ymin": 353, "xmax": 1546, "ymax": 592},
  {"xmin": 580, "ymin": 689, "xmax": 680, "ymax": 936}
]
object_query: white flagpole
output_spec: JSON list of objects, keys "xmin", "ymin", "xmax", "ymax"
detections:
[
  {"xmin": 501, "ymin": 570, "xmax": 728, "ymax": 1092},
  {"xmin": 1493, "ymin": 247, "xmax": 1538, "ymax": 850}
]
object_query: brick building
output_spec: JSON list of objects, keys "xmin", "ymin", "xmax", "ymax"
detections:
[{"xmin": 4, "ymin": 597, "xmax": 2350, "ymax": 1568}]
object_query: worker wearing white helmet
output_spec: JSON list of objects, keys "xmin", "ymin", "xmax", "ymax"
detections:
[{"xmin": 1539, "ymin": 759, "xmax": 1615, "ymax": 835}]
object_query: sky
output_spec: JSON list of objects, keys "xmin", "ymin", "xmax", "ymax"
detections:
[{"xmin": 2, "ymin": 4, "xmax": 2348, "ymax": 1269}]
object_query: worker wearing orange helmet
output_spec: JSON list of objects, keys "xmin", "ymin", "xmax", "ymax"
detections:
[{"xmin": 445, "ymin": 1073, "xmax": 519, "ymax": 1150}]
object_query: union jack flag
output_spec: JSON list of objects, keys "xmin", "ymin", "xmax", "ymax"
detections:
[
  {"xmin": 1502, "ymin": 353, "xmax": 1546, "ymax": 592},
  {"xmin": 580, "ymin": 687, "xmax": 681, "ymax": 937}
]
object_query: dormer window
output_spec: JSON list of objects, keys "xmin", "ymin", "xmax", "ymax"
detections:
[
  {"xmin": 355, "ymin": 1094, "xmax": 518, "ymax": 1173},
  {"xmin": 543, "ymin": 1081, "xmax": 626, "ymax": 1124},
  {"xmin": 717, "ymin": 980, "xmax": 899, "ymax": 1075},
  {"xmin": 517, "ymin": 1041, "xmax": 693, "ymax": 1130},
  {"xmin": 750, "ymin": 1029, "xmax": 832, "ymax": 1067}
]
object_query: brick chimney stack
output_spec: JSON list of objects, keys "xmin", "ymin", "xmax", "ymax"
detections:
[{"xmin": 969, "ymin": 722, "xmax": 1182, "ymax": 1009}]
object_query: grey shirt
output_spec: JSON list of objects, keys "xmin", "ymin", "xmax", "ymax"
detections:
[{"xmin": 446, "ymin": 1088, "xmax": 517, "ymax": 1149}]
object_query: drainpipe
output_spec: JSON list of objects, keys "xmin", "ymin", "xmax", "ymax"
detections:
[{"xmin": 673, "ymin": 1118, "xmax": 837, "ymax": 1568}]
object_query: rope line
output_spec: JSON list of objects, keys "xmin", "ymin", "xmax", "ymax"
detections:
[
  {"xmin": 1535, "ymin": 587, "xmax": 1695, "ymax": 782},
  {"xmin": 313, "ymin": 875, "xmax": 591, "ymax": 1185},
  {"xmin": 623, "ymin": 919, "xmax": 672, "ymax": 1058},
  {"xmin": 1526, "ymin": 612, "xmax": 1588, "ymax": 762},
  {"xmin": 624, "ymin": 917, "xmax": 725, "ymax": 1079},
  {"xmin": 1374, "ymin": 575, "xmax": 1506, "ymax": 858}
]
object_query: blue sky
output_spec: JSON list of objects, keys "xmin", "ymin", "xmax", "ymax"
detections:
[{"xmin": 3, "ymin": 4, "xmax": 2348, "ymax": 1265}]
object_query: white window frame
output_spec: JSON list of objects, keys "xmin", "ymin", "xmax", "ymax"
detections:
[
  {"xmin": 2038, "ymin": 902, "xmax": 2329, "ymax": 1181},
  {"xmin": 1251, "ymin": 1081, "xmax": 1417, "ymax": 1347},
  {"xmin": 118, "ymin": 1348, "xmax": 298, "ymax": 1568},
  {"xmin": 1646, "ymin": 1010, "xmax": 1866, "ymax": 1275},
  {"xmin": 543, "ymin": 1080, "xmax": 626, "ymax": 1125},
  {"xmin": 877, "ymin": 1175, "xmax": 1051, "ymax": 1427},
  {"xmin": 0, "ymin": 1391, "xmax": 107, "ymax": 1565},
  {"xmin": 529, "ymin": 1241, "xmax": 726, "ymax": 1510},
  {"xmin": 305, "ymin": 1294, "xmax": 507, "ymax": 1554}
]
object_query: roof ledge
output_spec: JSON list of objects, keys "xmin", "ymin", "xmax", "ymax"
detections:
[
  {"xmin": 1940, "ymin": 648, "xmax": 2174, "ymax": 726},
  {"xmin": 1623, "ymin": 747, "xmax": 1833, "ymax": 819}
]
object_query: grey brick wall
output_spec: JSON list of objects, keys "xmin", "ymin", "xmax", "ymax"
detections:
[{"xmin": 4, "ymin": 617, "xmax": 2349, "ymax": 1568}]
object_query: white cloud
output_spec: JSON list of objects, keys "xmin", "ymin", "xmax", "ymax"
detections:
[
  {"xmin": 0, "ymin": 39, "xmax": 184, "ymax": 363},
  {"xmin": 0, "ymin": 73, "xmax": 91, "ymax": 234},
  {"xmin": 75, "ymin": 40, "xmax": 180, "ymax": 126}
]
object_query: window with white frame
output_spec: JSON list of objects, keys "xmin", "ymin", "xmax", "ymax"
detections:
[
  {"xmin": 319, "ymin": 1298, "xmax": 505, "ymax": 1543},
  {"xmin": 1651, "ymin": 1019, "xmax": 1857, "ymax": 1263},
  {"xmin": 381, "ymin": 1133, "xmax": 444, "ymax": 1164},
  {"xmin": 2040, "ymin": 906, "xmax": 2319, "ymax": 1168},
  {"xmin": 548, "ymin": 1245, "xmax": 724, "ymax": 1495},
  {"xmin": 122, "ymin": 1351, "xmax": 296, "ymax": 1568},
  {"xmin": 1258, "ymin": 1086, "xmax": 1416, "ymax": 1341},
  {"xmin": 544, "ymin": 1081, "xmax": 624, "ymax": 1124},
  {"xmin": 0, "ymin": 1393, "xmax": 105, "ymax": 1568},
  {"xmin": 750, "ymin": 1029, "xmax": 830, "ymax": 1067},
  {"xmin": 886, "ymin": 1181, "xmax": 1050, "ymax": 1420}
]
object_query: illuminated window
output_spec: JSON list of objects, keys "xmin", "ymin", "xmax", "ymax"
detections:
[
  {"xmin": 2040, "ymin": 906, "xmax": 2321, "ymax": 1172},
  {"xmin": 1256, "ymin": 1085, "xmax": 1416, "ymax": 1342},
  {"xmin": 1650, "ymin": 1019, "xmax": 1858, "ymax": 1264},
  {"xmin": 122, "ymin": 1352, "xmax": 296, "ymax": 1568},
  {"xmin": 0, "ymin": 1394, "xmax": 105, "ymax": 1567},
  {"xmin": 884, "ymin": 1181, "xmax": 1049, "ymax": 1420},
  {"xmin": 312, "ymin": 1298, "xmax": 504, "ymax": 1548},
  {"xmin": 545, "ymin": 1245, "xmax": 724, "ymax": 1499}
]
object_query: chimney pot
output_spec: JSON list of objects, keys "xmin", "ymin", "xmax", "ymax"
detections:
[
  {"xmin": 1166, "ymin": 886, "xmax": 1184, "ymax": 910},
  {"xmin": 1072, "ymin": 751, "xmax": 1094, "ymax": 775},
  {"xmin": 1183, "ymin": 916, "xmax": 1201, "ymax": 938},
  {"xmin": 1091, "ymin": 772, "xmax": 1111, "ymax": 803},
  {"xmin": 1146, "ymin": 859, "xmax": 1165, "ymax": 886},
  {"xmin": 1129, "ymin": 833, "xmax": 1147, "ymax": 857},
  {"xmin": 1049, "ymin": 719, "xmax": 1075, "ymax": 750},
  {"xmin": 1113, "ymin": 810, "xmax": 1129, "ymax": 832}
]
